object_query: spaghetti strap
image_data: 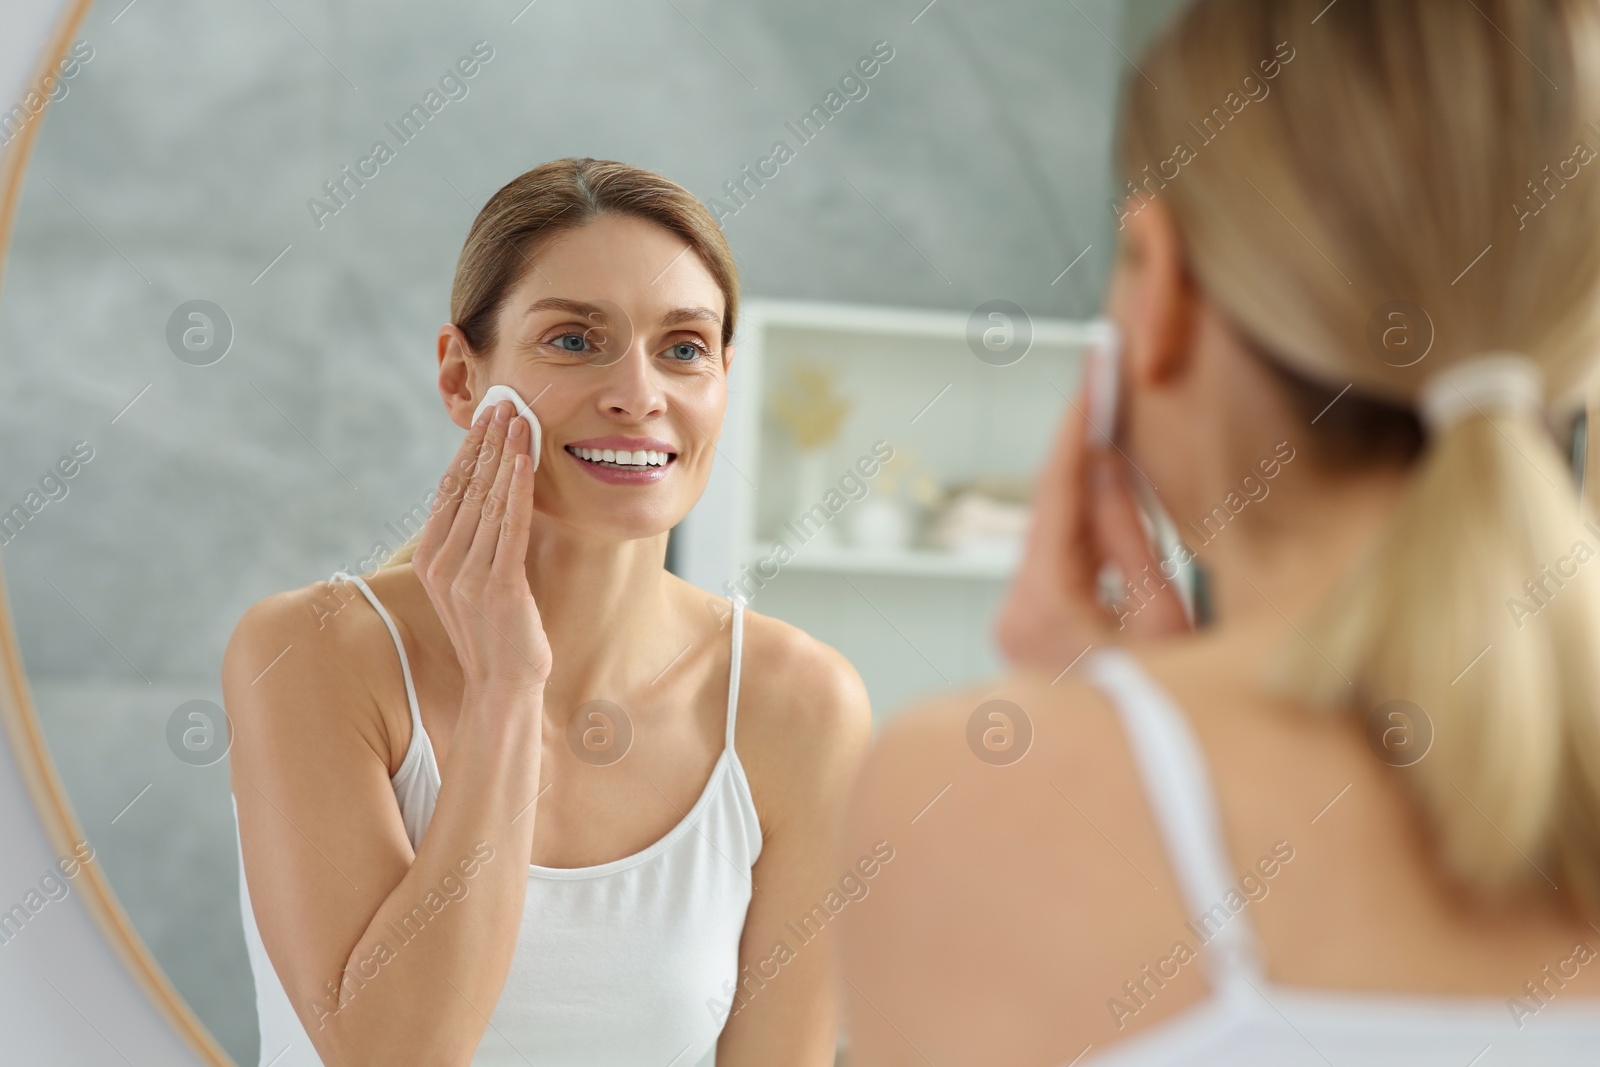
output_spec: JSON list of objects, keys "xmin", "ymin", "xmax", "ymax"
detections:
[
  {"xmin": 1081, "ymin": 646, "xmax": 1267, "ymax": 991},
  {"xmin": 240, "ymin": 575, "xmax": 765, "ymax": 1067},
  {"xmin": 725, "ymin": 596, "xmax": 745, "ymax": 750},
  {"xmin": 330, "ymin": 570, "xmax": 425, "ymax": 743}
]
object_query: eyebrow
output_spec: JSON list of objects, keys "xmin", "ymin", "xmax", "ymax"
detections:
[
  {"xmin": 658, "ymin": 306, "xmax": 722, "ymax": 330},
  {"xmin": 521, "ymin": 297, "xmax": 603, "ymax": 320},
  {"xmin": 520, "ymin": 298, "xmax": 722, "ymax": 332}
]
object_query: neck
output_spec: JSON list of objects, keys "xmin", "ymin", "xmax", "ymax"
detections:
[
  {"xmin": 520, "ymin": 513, "xmax": 685, "ymax": 704},
  {"xmin": 1193, "ymin": 459, "xmax": 1414, "ymax": 632}
]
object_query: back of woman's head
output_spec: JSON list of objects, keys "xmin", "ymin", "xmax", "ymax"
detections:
[{"xmin": 1118, "ymin": 0, "xmax": 1600, "ymax": 910}]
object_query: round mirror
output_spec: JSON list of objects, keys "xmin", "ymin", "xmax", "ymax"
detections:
[{"xmin": 0, "ymin": 0, "xmax": 1163, "ymax": 1063}]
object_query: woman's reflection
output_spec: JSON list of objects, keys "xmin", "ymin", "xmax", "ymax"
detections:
[{"xmin": 224, "ymin": 158, "xmax": 871, "ymax": 1067}]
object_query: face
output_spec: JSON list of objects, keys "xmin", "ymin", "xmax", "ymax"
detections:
[{"xmin": 436, "ymin": 213, "xmax": 733, "ymax": 541}]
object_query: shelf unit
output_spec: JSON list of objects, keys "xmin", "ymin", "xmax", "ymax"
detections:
[{"xmin": 675, "ymin": 298, "xmax": 1101, "ymax": 719}]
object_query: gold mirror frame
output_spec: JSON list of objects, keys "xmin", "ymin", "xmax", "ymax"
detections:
[{"xmin": 0, "ymin": 0, "xmax": 232, "ymax": 1061}]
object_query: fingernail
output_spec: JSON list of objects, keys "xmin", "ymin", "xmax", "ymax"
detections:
[{"xmin": 475, "ymin": 406, "xmax": 491, "ymax": 425}]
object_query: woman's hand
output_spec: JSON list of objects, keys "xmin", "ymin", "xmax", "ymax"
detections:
[
  {"xmin": 994, "ymin": 357, "xmax": 1192, "ymax": 675},
  {"xmin": 413, "ymin": 399, "xmax": 552, "ymax": 700}
]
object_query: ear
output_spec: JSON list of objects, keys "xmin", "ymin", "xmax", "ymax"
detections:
[
  {"xmin": 1113, "ymin": 194, "xmax": 1199, "ymax": 392},
  {"xmin": 722, "ymin": 341, "xmax": 737, "ymax": 374},
  {"xmin": 437, "ymin": 324, "xmax": 480, "ymax": 430}
]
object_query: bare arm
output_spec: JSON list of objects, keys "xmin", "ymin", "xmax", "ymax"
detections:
[
  {"xmin": 711, "ymin": 634, "xmax": 873, "ymax": 1066},
  {"xmin": 227, "ymin": 399, "xmax": 549, "ymax": 1066},
  {"xmin": 229, "ymin": 623, "xmax": 542, "ymax": 1065}
]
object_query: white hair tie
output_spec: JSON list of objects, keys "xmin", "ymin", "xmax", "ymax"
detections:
[{"xmin": 1418, "ymin": 353, "xmax": 1545, "ymax": 433}]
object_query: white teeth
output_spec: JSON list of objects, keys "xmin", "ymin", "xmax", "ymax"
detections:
[{"xmin": 570, "ymin": 446, "xmax": 673, "ymax": 468}]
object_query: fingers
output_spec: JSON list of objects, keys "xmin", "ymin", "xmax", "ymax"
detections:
[
  {"xmin": 995, "ymin": 385, "xmax": 1097, "ymax": 668},
  {"xmin": 463, "ymin": 410, "xmax": 526, "ymax": 577},
  {"xmin": 1089, "ymin": 453, "xmax": 1192, "ymax": 633},
  {"xmin": 415, "ymin": 402, "xmax": 494, "ymax": 568},
  {"xmin": 1080, "ymin": 329, "xmax": 1117, "ymax": 452},
  {"xmin": 432, "ymin": 400, "xmax": 512, "ymax": 576},
  {"xmin": 1021, "ymin": 377, "xmax": 1096, "ymax": 592},
  {"xmin": 491, "ymin": 446, "xmax": 536, "ymax": 589},
  {"xmin": 1089, "ymin": 453, "xmax": 1156, "ymax": 577},
  {"xmin": 996, "ymin": 365, "xmax": 1101, "ymax": 640}
]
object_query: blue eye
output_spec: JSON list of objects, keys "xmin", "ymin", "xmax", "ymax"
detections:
[
  {"xmin": 668, "ymin": 342, "xmax": 706, "ymax": 361},
  {"xmin": 552, "ymin": 332, "xmax": 589, "ymax": 353}
]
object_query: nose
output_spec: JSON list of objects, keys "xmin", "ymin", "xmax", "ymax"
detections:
[{"xmin": 595, "ymin": 345, "xmax": 666, "ymax": 421}]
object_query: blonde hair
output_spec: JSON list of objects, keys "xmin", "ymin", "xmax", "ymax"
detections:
[
  {"xmin": 1119, "ymin": 0, "xmax": 1600, "ymax": 909},
  {"xmin": 385, "ymin": 158, "xmax": 741, "ymax": 568}
]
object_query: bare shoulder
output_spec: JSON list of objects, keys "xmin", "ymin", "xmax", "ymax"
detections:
[
  {"xmin": 223, "ymin": 569, "xmax": 396, "ymax": 690},
  {"xmin": 737, "ymin": 606, "xmax": 870, "ymax": 723},
  {"xmin": 725, "ymin": 604, "xmax": 875, "ymax": 825},
  {"xmin": 735, "ymin": 605, "xmax": 873, "ymax": 748},
  {"xmin": 840, "ymin": 665, "xmax": 1172, "ymax": 939},
  {"xmin": 838, "ymin": 667, "xmax": 1204, "ymax": 1063},
  {"xmin": 221, "ymin": 568, "xmax": 413, "ymax": 777},
  {"xmin": 851, "ymin": 667, "xmax": 1130, "ymax": 814}
]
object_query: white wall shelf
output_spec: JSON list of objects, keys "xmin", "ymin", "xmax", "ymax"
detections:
[{"xmin": 676, "ymin": 297, "xmax": 1095, "ymax": 720}]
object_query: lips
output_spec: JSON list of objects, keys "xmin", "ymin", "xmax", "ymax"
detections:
[{"xmin": 562, "ymin": 436, "xmax": 678, "ymax": 484}]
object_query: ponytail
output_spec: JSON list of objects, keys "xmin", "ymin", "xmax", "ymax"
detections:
[{"xmin": 1266, "ymin": 406, "xmax": 1600, "ymax": 908}]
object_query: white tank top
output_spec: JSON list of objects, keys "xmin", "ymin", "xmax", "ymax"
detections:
[
  {"xmin": 232, "ymin": 572, "xmax": 762, "ymax": 1066},
  {"xmin": 1070, "ymin": 646, "xmax": 1600, "ymax": 1066}
]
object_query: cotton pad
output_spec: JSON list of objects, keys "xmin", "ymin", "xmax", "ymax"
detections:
[
  {"xmin": 1084, "ymin": 317, "xmax": 1121, "ymax": 449},
  {"xmin": 472, "ymin": 384, "xmax": 543, "ymax": 473}
]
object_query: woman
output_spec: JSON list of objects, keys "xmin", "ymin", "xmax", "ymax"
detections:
[
  {"xmin": 224, "ymin": 158, "xmax": 871, "ymax": 1066},
  {"xmin": 838, "ymin": 1, "xmax": 1600, "ymax": 1064}
]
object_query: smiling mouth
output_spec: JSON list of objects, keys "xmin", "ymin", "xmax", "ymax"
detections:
[{"xmin": 565, "ymin": 445, "xmax": 677, "ymax": 471}]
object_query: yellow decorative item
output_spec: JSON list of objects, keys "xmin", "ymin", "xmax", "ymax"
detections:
[{"xmin": 771, "ymin": 364, "xmax": 851, "ymax": 451}]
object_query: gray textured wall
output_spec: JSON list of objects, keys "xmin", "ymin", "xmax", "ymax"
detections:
[
  {"xmin": 3, "ymin": 0, "xmax": 1127, "ymax": 683},
  {"xmin": 0, "ymin": 0, "xmax": 1177, "ymax": 1062}
]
